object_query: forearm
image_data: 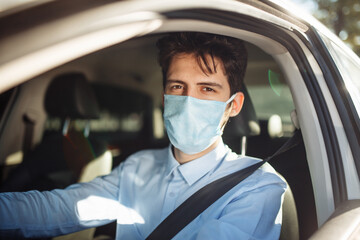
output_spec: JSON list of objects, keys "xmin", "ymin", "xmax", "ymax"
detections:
[
  {"xmin": 0, "ymin": 189, "xmax": 87, "ymax": 238},
  {"xmin": 0, "ymin": 172, "xmax": 121, "ymax": 238}
]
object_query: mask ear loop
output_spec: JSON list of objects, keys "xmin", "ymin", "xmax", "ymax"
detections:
[
  {"xmin": 226, "ymin": 93, "xmax": 237, "ymax": 104},
  {"xmin": 220, "ymin": 93, "xmax": 237, "ymax": 133}
]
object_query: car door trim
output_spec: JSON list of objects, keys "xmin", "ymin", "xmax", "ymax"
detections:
[{"xmin": 305, "ymin": 27, "xmax": 360, "ymax": 182}]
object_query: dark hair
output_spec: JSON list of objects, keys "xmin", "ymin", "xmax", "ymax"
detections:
[{"xmin": 156, "ymin": 32, "xmax": 248, "ymax": 95}]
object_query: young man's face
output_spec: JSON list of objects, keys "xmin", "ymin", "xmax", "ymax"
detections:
[
  {"xmin": 164, "ymin": 53, "xmax": 232, "ymax": 102},
  {"xmin": 163, "ymin": 53, "xmax": 244, "ymax": 160}
]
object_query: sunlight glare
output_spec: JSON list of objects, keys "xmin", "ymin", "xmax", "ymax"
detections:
[{"xmin": 77, "ymin": 195, "xmax": 145, "ymax": 224}]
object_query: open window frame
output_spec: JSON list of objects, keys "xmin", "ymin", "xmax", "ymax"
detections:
[{"xmin": 0, "ymin": 0, "xmax": 359, "ymax": 239}]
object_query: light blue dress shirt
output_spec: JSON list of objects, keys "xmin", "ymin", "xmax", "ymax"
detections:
[{"xmin": 0, "ymin": 140, "xmax": 286, "ymax": 239}]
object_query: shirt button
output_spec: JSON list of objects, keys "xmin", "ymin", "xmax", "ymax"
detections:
[{"xmin": 169, "ymin": 192, "xmax": 175, "ymax": 197}]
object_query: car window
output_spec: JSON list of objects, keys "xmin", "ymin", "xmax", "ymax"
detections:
[
  {"xmin": 44, "ymin": 84, "xmax": 151, "ymax": 144},
  {"xmin": 321, "ymin": 34, "xmax": 360, "ymax": 115},
  {"xmin": 247, "ymin": 71, "xmax": 294, "ymax": 132},
  {"xmin": 244, "ymin": 44, "xmax": 295, "ymax": 137}
]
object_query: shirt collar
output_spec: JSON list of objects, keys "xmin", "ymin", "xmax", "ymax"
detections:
[
  {"xmin": 165, "ymin": 139, "xmax": 228, "ymax": 186},
  {"xmin": 165, "ymin": 146, "xmax": 180, "ymax": 176}
]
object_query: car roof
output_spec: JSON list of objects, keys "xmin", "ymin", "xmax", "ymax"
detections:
[{"xmin": 0, "ymin": 0, "xmax": 351, "ymax": 93}]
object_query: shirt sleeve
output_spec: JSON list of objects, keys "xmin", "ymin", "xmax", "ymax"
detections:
[
  {"xmin": 0, "ymin": 164, "xmax": 124, "ymax": 239},
  {"xmin": 195, "ymin": 180, "xmax": 286, "ymax": 240}
]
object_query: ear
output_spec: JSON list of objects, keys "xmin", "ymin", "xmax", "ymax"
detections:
[{"xmin": 229, "ymin": 92, "xmax": 244, "ymax": 117}]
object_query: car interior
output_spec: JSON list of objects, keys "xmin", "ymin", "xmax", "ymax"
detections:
[{"xmin": 0, "ymin": 32, "xmax": 317, "ymax": 240}]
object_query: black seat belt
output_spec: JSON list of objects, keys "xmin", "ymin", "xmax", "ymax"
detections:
[{"xmin": 146, "ymin": 130, "xmax": 302, "ymax": 240}]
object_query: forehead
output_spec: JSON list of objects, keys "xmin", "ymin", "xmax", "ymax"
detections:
[{"xmin": 167, "ymin": 53, "xmax": 228, "ymax": 82}]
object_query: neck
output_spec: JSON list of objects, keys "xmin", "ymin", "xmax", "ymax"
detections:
[{"xmin": 173, "ymin": 137, "xmax": 221, "ymax": 164}]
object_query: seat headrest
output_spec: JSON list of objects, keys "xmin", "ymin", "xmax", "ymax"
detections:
[
  {"xmin": 45, "ymin": 72, "xmax": 100, "ymax": 119},
  {"xmin": 223, "ymin": 85, "xmax": 260, "ymax": 137}
]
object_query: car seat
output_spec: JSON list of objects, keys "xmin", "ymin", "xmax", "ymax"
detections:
[
  {"xmin": 0, "ymin": 72, "xmax": 112, "ymax": 192},
  {"xmin": 222, "ymin": 85, "xmax": 260, "ymax": 155}
]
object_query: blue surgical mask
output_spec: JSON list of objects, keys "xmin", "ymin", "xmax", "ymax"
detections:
[{"xmin": 163, "ymin": 94, "xmax": 236, "ymax": 154}]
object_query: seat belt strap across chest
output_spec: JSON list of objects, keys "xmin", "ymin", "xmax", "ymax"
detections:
[{"xmin": 146, "ymin": 130, "xmax": 302, "ymax": 240}]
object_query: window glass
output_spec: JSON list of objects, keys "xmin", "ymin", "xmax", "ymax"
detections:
[
  {"xmin": 244, "ymin": 44, "xmax": 295, "ymax": 136},
  {"xmin": 321, "ymin": 33, "xmax": 360, "ymax": 116},
  {"xmin": 45, "ymin": 112, "xmax": 143, "ymax": 133},
  {"xmin": 44, "ymin": 84, "xmax": 152, "ymax": 144},
  {"xmin": 247, "ymin": 69, "xmax": 294, "ymax": 122}
]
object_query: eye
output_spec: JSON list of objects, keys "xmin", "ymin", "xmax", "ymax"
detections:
[
  {"xmin": 171, "ymin": 85, "xmax": 183, "ymax": 89},
  {"xmin": 203, "ymin": 87, "xmax": 215, "ymax": 92},
  {"xmin": 165, "ymin": 84, "xmax": 184, "ymax": 93}
]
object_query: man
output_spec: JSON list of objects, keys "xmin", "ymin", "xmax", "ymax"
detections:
[{"xmin": 0, "ymin": 32, "xmax": 286, "ymax": 239}]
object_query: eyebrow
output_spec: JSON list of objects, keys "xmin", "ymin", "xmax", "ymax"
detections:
[
  {"xmin": 165, "ymin": 79, "xmax": 223, "ymax": 89},
  {"xmin": 165, "ymin": 79, "xmax": 186, "ymax": 86},
  {"xmin": 166, "ymin": 79, "xmax": 185, "ymax": 84},
  {"xmin": 197, "ymin": 82, "xmax": 223, "ymax": 89}
]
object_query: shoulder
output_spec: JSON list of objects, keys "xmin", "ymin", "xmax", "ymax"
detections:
[
  {"xmin": 126, "ymin": 147, "xmax": 168, "ymax": 162},
  {"xmin": 246, "ymin": 160, "xmax": 287, "ymax": 195},
  {"xmin": 118, "ymin": 147, "xmax": 169, "ymax": 171},
  {"xmin": 219, "ymin": 155, "xmax": 286, "ymax": 190}
]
